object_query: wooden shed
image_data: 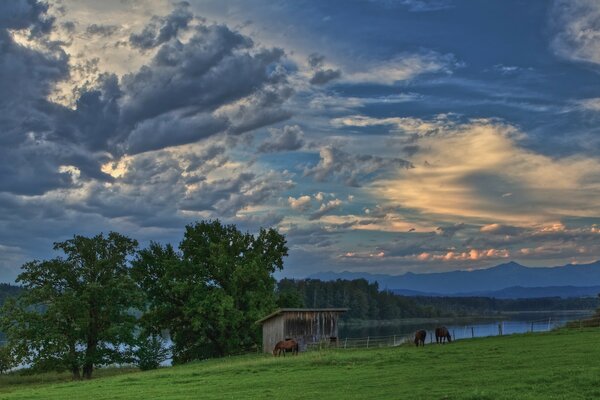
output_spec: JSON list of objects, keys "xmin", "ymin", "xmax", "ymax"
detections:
[{"xmin": 257, "ymin": 308, "xmax": 348, "ymax": 353}]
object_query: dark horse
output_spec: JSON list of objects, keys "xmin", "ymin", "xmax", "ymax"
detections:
[
  {"xmin": 414, "ymin": 330, "xmax": 426, "ymax": 347},
  {"xmin": 435, "ymin": 326, "xmax": 452, "ymax": 344},
  {"xmin": 273, "ymin": 339, "xmax": 299, "ymax": 356}
]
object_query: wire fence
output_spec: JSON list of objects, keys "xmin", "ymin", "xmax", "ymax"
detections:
[{"xmin": 305, "ymin": 315, "xmax": 600, "ymax": 351}]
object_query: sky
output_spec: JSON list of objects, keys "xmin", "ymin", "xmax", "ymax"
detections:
[{"xmin": 1, "ymin": 0, "xmax": 600, "ymax": 282}]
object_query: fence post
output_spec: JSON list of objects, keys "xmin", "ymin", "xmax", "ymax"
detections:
[
  {"xmin": 453, "ymin": 330, "xmax": 455, "ymax": 341},
  {"xmin": 344, "ymin": 337, "xmax": 347, "ymax": 349},
  {"xmin": 393, "ymin": 335, "xmax": 396, "ymax": 346},
  {"xmin": 366, "ymin": 336, "xmax": 370, "ymax": 348},
  {"xmin": 471, "ymin": 327, "xmax": 474, "ymax": 338},
  {"xmin": 531, "ymin": 322, "xmax": 534, "ymax": 332},
  {"xmin": 547, "ymin": 318, "xmax": 551, "ymax": 331},
  {"xmin": 498, "ymin": 323, "xmax": 502, "ymax": 336}
]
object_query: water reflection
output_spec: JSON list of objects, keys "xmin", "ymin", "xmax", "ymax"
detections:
[{"xmin": 338, "ymin": 311, "xmax": 595, "ymax": 342}]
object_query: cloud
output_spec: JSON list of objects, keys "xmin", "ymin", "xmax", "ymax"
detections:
[
  {"xmin": 576, "ymin": 98, "xmax": 600, "ymax": 112},
  {"xmin": 373, "ymin": 118, "xmax": 600, "ymax": 224},
  {"xmin": 288, "ymin": 195, "xmax": 312, "ymax": 211},
  {"xmin": 125, "ymin": 112, "xmax": 229, "ymax": 154},
  {"xmin": 309, "ymin": 198, "xmax": 343, "ymax": 220},
  {"xmin": 372, "ymin": 0, "xmax": 453, "ymax": 12},
  {"xmin": 306, "ymin": 53, "xmax": 341, "ymax": 85},
  {"xmin": 258, "ymin": 124, "xmax": 305, "ymax": 152},
  {"xmin": 345, "ymin": 51, "xmax": 460, "ymax": 84},
  {"xmin": 129, "ymin": 1, "xmax": 193, "ymax": 49},
  {"xmin": 415, "ymin": 248, "xmax": 510, "ymax": 262},
  {"xmin": 309, "ymin": 68, "xmax": 342, "ymax": 85},
  {"xmin": 480, "ymin": 223, "xmax": 527, "ymax": 236},
  {"xmin": 436, "ymin": 223, "xmax": 467, "ymax": 238},
  {"xmin": 305, "ymin": 146, "xmax": 412, "ymax": 186},
  {"xmin": 0, "ymin": 0, "xmax": 53, "ymax": 33},
  {"xmin": 86, "ymin": 24, "xmax": 119, "ymax": 37},
  {"xmin": 551, "ymin": 0, "xmax": 600, "ymax": 65},
  {"xmin": 331, "ymin": 114, "xmax": 451, "ymax": 136}
]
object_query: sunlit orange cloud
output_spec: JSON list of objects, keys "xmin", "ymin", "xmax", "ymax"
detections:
[
  {"xmin": 368, "ymin": 119, "xmax": 600, "ymax": 225},
  {"xmin": 415, "ymin": 248, "xmax": 510, "ymax": 262}
]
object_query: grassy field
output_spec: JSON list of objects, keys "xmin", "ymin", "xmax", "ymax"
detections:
[{"xmin": 1, "ymin": 328, "xmax": 599, "ymax": 399}]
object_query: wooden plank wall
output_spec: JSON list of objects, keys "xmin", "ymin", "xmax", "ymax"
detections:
[{"xmin": 262, "ymin": 314, "xmax": 284, "ymax": 353}]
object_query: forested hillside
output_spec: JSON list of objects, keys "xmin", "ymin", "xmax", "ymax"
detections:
[
  {"xmin": 0, "ymin": 284, "xmax": 21, "ymax": 306},
  {"xmin": 277, "ymin": 279, "xmax": 600, "ymax": 319}
]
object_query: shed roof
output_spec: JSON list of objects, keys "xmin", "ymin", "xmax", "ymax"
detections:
[{"xmin": 257, "ymin": 308, "xmax": 349, "ymax": 324}]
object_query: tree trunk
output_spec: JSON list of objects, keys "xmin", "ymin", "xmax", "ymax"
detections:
[
  {"xmin": 83, "ymin": 340, "xmax": 96, "ymax": 379},
  {"xmin": 83, "ymin": 301, "xmax": 99, "ymax": 379},
  {"xmin": 68, "ymin": 341, "xmax": 80, "ymax": 380},
  {"xmin": 82, "ymin": 363, "xmax": 93, "ymax": 379}
]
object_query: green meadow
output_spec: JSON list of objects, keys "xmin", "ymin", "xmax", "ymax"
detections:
[{"xmin": 1, "ymin": 328, "xmax": 599, "ymax": 400}]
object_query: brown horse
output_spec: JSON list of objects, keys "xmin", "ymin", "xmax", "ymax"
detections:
[
  {"xmin": 273, "ymin": 339, "xmax": 299, "ymax": 356},
  {"xmin": 435, "ymin": 326, "xmax": 452, "ymax": 344},
  {"xmin": 414, "ymin": 330, "xmax": 426, "ymax": 347}
]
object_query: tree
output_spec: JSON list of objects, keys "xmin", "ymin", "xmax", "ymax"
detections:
[
  {"xmin": 0, "ymin": 344, "xmax": 15, "ymax": 374},
  {"xmin": 132, "ymin": 220, "xmax": 288, "ymax": 363},
  {"xmin": 0, "ymin": 232, "xmax": 142, "ymax": 379}
]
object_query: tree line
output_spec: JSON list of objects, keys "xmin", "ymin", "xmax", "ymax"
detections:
[
  {"xmin": 276, "ymin": 278, "xmax": 443, "ymax": 319},
  {"xmin": 0, "ymin": 220, "xmax": 287, "ymax": 379},
  {"xmin": 276, "ymin": 279, "xmax": 600, "ymax": 319}
]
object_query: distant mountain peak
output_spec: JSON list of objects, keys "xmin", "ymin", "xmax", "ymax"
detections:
[
  {"xmin": 304, "ymin": 260, "xmax": 600, "ymax": 297},
  {"xmin": 492, "ymin": 261, "xmax": 526, "ymax": 270}
]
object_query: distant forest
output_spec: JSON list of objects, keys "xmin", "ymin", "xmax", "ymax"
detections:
[
  {"xmin": 2, "ymin": 278, "xmax": 599, "ymax": 322},
  {"xmin": 276, "ymin": 279, "xmax": 600, "ymax": 320},
  {"xmin": 0, "ymin": 284, "xmax": 21, "ymax": 306}
]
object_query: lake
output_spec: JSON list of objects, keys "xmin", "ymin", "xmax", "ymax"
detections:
[{"xmin": 338, "ymin": 310, "xmax": 595, "ymax": 344}]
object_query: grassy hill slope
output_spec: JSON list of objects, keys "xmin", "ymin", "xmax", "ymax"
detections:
[{"xmin": 2, "ymin": 329, "xmax": 599, "ymax": 399}]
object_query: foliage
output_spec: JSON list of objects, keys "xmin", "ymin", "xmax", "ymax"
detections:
[
  {"xmin": 278, "ymin": 278, "xmax": 600, "ymax": 320},
  {"xmin": 131, "ymin": 333, "xmax": 170, "ymax": 371},
  {"xmin": 0, "ymin": 232, "xmax": 142, "ymax": 379},
  {"xmin": 0, "ymin": 284, "xmax": 22, "ymax": 307},
  {"xmin": 1, "ymin": 329, "xmax": 600, "ymax": 399},
  {"xmin": 132, "ymin": 220, "xmax": 288, "ymax": 363},
  {"xmin": 277, "ymin": 278, "xmax": 444, "ymax": 319},
  {"xmin": 0, "ymin": 344, "xmax": 15, "ymax": 374}
]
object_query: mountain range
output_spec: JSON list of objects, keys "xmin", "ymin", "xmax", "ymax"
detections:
[{"xmin": 308, "ymin": 261, "xmax": 600, "ymax": 298}]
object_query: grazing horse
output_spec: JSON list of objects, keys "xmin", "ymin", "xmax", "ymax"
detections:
[
  {"xmin": 273, "ymin": 339, "xmax": 299, "ymax": 357},
  {"xmin": 435, "ymin": 326, "xmax": 452, "ymax": 344},
  {"xmin": 414, "ymin": 330, "xmax": 426, "ymax": 347}
]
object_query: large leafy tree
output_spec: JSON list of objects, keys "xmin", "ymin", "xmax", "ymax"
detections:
[
  {"xmin": 132, "ymin": 220, "xmax": 287, "ymax": 363},
  {"xmin": 0, "ymin": 233, "xmax": 142, "ymax": 379}
]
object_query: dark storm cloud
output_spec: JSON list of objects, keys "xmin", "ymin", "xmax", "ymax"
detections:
[
  {"xmin": 304, "ymin": 146, "xmax": 413, "ymax": 187},
  {"xmin": 129, "ymin": 1, "xmax": 193, "ymax": 49},
  {"xmin": 258, "ymin": 125, "xmax": 305, "ymax": 152},
  {"xmin": 307, "ymin": 53, "xmax": 325, "ymax": 68},
  {"xmin": 309, "ymin": 68, "xmax": 342, "ymax": 85},
  {"xmin": 1, "ymin": 1, "xmax": 294, "ymax": 195},
  {"xmin": 86, "ymin": 24, "xmax": 119, "ymax": 37},
  {"xmin": 125, "ymin": 112, "xmax": 229, "ymax": 154},
  {"xmin": 0, "ymin": 0, "xmax": 52, "ymax": 33},
  {"xmin": 306, "ymin": 52, "xmax": 341, "ymax": 85},
  {"xmin": 180, "ymin": 169, "xmax": 294, "ymax": 217},
  {"xmin": 118, "ymin": 24, "xmax": 291, "ymax": 154},
  {"xmin": 0, "ymin": 0, "xmax": 82, "ymax": 195}
]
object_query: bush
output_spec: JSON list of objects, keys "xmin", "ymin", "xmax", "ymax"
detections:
[{"xmin": 133, "ymin": 334, "xmax": 170, "ymax": 371}]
